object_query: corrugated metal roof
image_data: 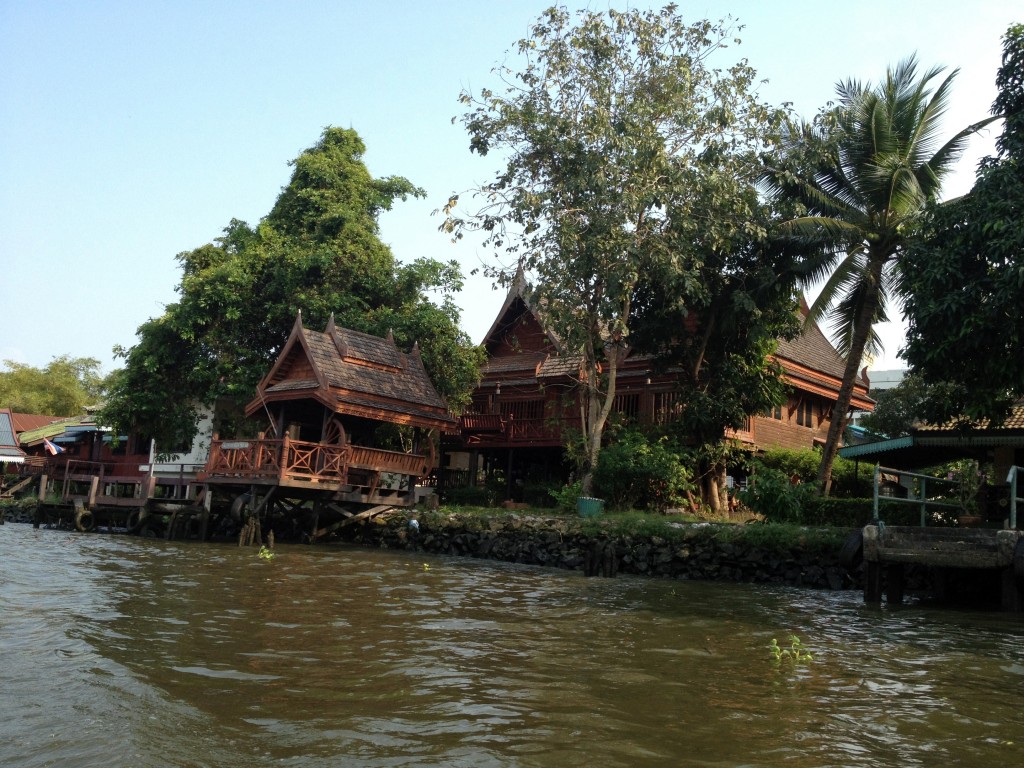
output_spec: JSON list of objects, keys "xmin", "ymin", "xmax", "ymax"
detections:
[{"xmin": 0, "ymin": 410, "xmax": 17, "ymax": 447}]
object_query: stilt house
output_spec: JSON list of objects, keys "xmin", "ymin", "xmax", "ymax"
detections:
[{"xmin": 203, "ymin": 313, "xmax": 456, "ymax": 509}]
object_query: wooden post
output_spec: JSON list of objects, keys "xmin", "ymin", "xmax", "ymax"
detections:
[
  {"xmin": 864, "ymin": 561, "xmax": 882, "ymax": 603},
  {"xmin": 1001, "ymin": 567, "xmax": 1022, "ymax": 612},
  {"xmin": 38, "ymin": 473, "xmax": 48, "ymax": 503},
  {"xmin": 886, "ymin": 564, "xmax": 906, "ymax": 605},
  {"xmin": 88, "ymin": 476, "xmax": 100, "ymax": 509}
]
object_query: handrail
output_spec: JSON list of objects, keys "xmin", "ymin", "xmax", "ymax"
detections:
[{"xmin": 872, "ymin": 464, "xmax": 961, "ymax": 526}]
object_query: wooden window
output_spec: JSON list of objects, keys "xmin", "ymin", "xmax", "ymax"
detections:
[
  {"xmin": 796, "ymin": 400, "xmax": 815, "ymax": 428},
  {"xmin": 613, "ymin": 392, "xmax": 641, "ymax": 421}
]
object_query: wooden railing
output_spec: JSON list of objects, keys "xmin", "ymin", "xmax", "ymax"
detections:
[{"xmin": 205, "ymin": 436, "xmax": 432, "ymax": 485}]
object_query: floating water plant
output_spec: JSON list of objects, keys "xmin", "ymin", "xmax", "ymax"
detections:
[
  {"xmin": 770, "ymin": 635, "xmax": 813, "ymax": 664},
  {"xmin": 258, "ymin": 545, "xmax": 275, "ymax": 561}
]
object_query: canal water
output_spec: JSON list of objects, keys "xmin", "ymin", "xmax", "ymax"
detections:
[{"xmin": 2, "ymin": 524, "xmax": 1023, "ymax": 767}]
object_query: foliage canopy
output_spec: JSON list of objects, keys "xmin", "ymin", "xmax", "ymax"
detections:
[
  {"xmin": 445, "ymin": 4, "xmax": 793, "ymax": 498},
  {"xmin": 0, "ymin": 356, "xmax": 108, "ymax": 416},
  {"xmin": 763, "ymin": 56, "xmax": 994, "ymax": 494},
  {"xmin": 103, "ymin": 127, "xmax": 483, "ymax": 451},
  {"xmin": 901, "ymin": 24, "xmax": 1024, "ymax": 425}
]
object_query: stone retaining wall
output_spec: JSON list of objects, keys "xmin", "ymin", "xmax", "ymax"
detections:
[{"xmin": 342, "ymin": 512, "xmax": 858, "ymax": 591}]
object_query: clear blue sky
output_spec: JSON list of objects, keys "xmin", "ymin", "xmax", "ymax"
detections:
[{"xmin": 1, "ymin": 1, "xmax": 1016, "ymax": 375}]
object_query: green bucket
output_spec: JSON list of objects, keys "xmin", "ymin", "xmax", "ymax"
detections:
[{"xmin": 577, "ymin": 497, "xmax": 605, "ymax": 517}]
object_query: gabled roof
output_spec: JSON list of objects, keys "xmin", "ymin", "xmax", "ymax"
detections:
[
  {"xmin": 0, "ymin": 409, "xmax": 27, "ymax": 463},
  {"xmin": 247, "ymin": 313, "xmax": 456, "ymax": 429},
  {"xmin": 481, "ymin": 267, "xmax": 561, "ymax": 353},
  {"xmin": 770, "ymin": 302, "xmax": 873, "ymax": 409},
  {"xmin": 475, "ymin": 281, "xmax": 871, "ymax": 408}
]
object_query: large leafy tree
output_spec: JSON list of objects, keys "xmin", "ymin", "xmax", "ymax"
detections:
[
  {"xmin": 444, "ymin": 5, "xmax": 789, "ymax": 496},
  {"xmin": 0, "ymin": 356, "xmax": 109, "ymax": 416},
  {"xmin": 763, "ymin": 56, "xmax": 995, "ymax": 495},
  {"xmin": 857, "ymin": 372, "xmax": 932, "ymax": 438},
  {"xmin": 901, "ymin": 24, "xmax": 1024, "ymax": 425},
  {"xmin": 103, "ymin": 127, "xmax": 482, "ymax": 451},
  {"xmin": 631, "ymin": 226, "xmax": 800, "ymax": 511}
]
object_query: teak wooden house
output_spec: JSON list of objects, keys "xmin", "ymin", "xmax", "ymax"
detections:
[
  {"xmin": 447, "ymin": 277, "xmax": 873, "ymax": 494},
  {"xmin": 202, "ymin": 314, "xmax": 456, "ymax": 526}
]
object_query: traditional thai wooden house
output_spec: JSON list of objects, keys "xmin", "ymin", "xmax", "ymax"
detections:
[
  {"xmin": 201, "ymin": 313, "xmax": 456, "ymax": 538},
  {"xmin": 447, "ymin": 277, "xmax": 873, "ymax": 495}
]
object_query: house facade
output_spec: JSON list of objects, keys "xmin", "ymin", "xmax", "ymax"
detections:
[{"xmin": 445, "ymin": 279, "xmax": 873, "ymax": 494}]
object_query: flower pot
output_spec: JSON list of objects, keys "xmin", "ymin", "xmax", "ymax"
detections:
[
  {"xmin": 577, "ymin": 497, "xmax": 604, "ymax": 517},
  {"xmin": 958, "ymin": 514, "xmax": 982, "ymax": 528}
]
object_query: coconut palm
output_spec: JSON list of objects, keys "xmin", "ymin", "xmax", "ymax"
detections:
[{"xmin": 764, "ymin": 55, "xmax": 995, "ymax": 495}]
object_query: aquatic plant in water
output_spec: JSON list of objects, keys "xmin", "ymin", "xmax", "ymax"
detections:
[{"xmin": 770, "ymin": 635, "xmax": 813, "ymax": 664}]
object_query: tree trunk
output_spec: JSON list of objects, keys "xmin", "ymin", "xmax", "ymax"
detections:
[{"xmin": 816, "ymin": 257, "xmax": 884, "ymax": 495}]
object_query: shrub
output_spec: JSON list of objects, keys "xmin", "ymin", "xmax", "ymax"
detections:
[
  {"xmin": 754, "ymin": 448, "xmax": 872, "ymax": 498},
  {"xmin": 738, "ymin": 466, "xmax": 812, "ymax": 523},
  {"xmin": 592, "ymin": 429, "xmax": 694, "ymax": 512},
  {"xmin": 549, "ymin": 480, "xmax": 582, "ymax": 512}
]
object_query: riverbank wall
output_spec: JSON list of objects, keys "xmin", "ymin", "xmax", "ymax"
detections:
[{"xmin": 341, "ymin": 511, "xmax": 860, "ymax": 591}]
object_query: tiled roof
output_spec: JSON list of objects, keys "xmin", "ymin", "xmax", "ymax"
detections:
[
  {"xmin": 251, "ymin": 318, "xmax": 456, "ymax": 428},
  {"xmin": 305, "ymin": 329, "xmax": 449, "ymax": 413},
  {"xmin": 775, "ymin": 315, "xmax": 867, "ymax": 386},
  {"xmin": 265, "ymin": 379, "xmax": 320, "ymax": 393},
  {"xmin": 915, "ymin": 403, "xmax": 1024, "ymax": 432},
  {"xmin": 482, "ymin": 352, "xmax": 547, "ymax": 376}
]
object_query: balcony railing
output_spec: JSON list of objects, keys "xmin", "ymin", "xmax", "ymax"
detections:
[{"xmin": 204, "ymin": 436, "xmax": 432, "ymax": 486}]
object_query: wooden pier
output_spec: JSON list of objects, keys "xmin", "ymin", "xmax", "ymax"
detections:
[{"xmin": 857, "ymin": 464, "xmax": 1024, "ymax": 610}]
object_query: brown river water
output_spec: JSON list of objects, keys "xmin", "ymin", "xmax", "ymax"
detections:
[{"xmin": 2, "ymin": 523, "xmax": 1024, "ymax": 767}]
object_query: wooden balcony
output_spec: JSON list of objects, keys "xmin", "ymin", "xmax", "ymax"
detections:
[{"xmin": 202, "ymin": 436, "xmax": 432, "ymax": 493}]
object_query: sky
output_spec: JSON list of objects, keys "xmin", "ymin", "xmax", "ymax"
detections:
[{"xmin": 1, "ymin": 1, "xmax": 1017, "ymax": 376}]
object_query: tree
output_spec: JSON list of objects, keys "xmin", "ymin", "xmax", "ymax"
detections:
[
  {"xmin": 0, "ymin": 356, "xmax": 108, "ymax": 416},
  {"xmin": 631, "ymin": 233, "xmax": 800, "ymax": 512},
  {"xmin": 901, "ymin": 24, "xmax": 1024, "ymax": 425},
  {"xmin": 762, "ymin": 56, "xmax": 996, "ymax": 495},
  {"xmin": 444, "ymin": 5, "xmax": 789, "ymax": 497},
  {"xmin": 102, "ymin": 127, "xmax": 483, "ymax": 451},
  {"xmin": 857, "ymin": 372, "xmax": 932, "ymax": 438}
]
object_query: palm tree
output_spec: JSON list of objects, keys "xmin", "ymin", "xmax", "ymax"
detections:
[{"xmin": 764, "ymin": 56, "xmax": 995, "ymax": 495}]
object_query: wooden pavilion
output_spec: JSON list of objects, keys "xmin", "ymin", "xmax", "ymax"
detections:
[{"xmin": 201, "ymin": 313, "xmax": 456, "ymax": 538}]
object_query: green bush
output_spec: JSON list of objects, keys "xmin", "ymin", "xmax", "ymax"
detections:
[
  {"xmin": 755, "ymin": 448, "xmax": 872, "ymax": 498},
  {"xmin": 549, "ymin": 480, "xmax": 582, "ymax": 512},
  {"xmin": 738, "ymin": 466, "xmax": 813, "ymax": 523},
  {"xmin": 592, "ymin": 429, "xmax": 694, "ymax": 512}
]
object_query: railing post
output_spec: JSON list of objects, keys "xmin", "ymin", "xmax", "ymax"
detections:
[
  {"xmin": 920, "ymin": 476, "xmax": 928, "ymax": 527},
  {"xmin": 1009, "ymin": 466, "xmax": 1018, "ymax": 530},
  {"xmin": 281, "ymin": 433, "xmax": 290, "ymax": 480},
  {"xmin": 873, "ymin": 464, "xmax": 880, "ymax": 521}
]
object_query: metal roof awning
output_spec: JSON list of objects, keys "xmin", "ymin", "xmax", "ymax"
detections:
[
  {"xmin": 0, "ymin": 449, "xmax": 26, "ymax": 464},
  {"xmin": 839, "ymin": 433, "xmax": 1024, "ymax": 467}
]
